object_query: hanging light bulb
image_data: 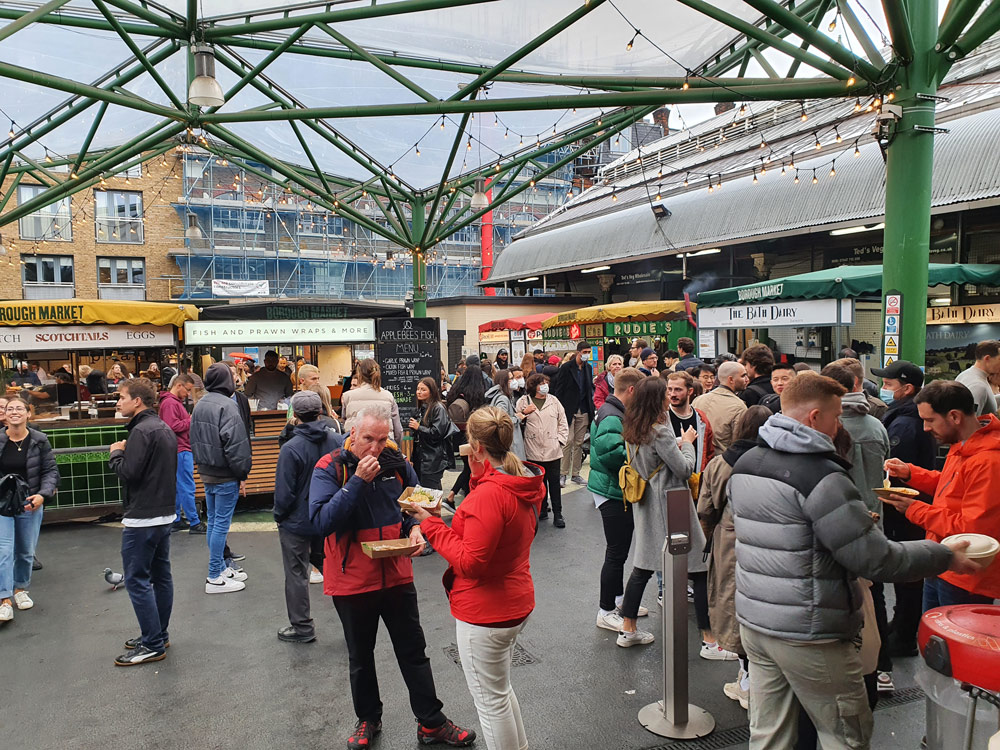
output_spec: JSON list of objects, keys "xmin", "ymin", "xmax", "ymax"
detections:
[
  {"xmin": 188, "ymin": 45, "xmax": 225, "ymax": 107},
  {"xmin": 707, "ymin": 182, "xmax": 713, "ymax": 194},
  {"xmin": 835, "ymin": 127, "xmax": 842, "ymax": 143},
  {"xmin": 854, "ymin": 98, "xmax": 862, "ymax": 112},
  {"xmin": 655, "ymin": 185, "xmax": 662, "ymax": 200},
  {"xmin": 780, "ymin": 165, "xmax": 786, "ymax": 175},
  {"xmin": 682, "ymin": 74, "xmax": 689, "ymax": 91},
  {"xmin": 814, "ymin": 134, "xmax": 822, "ymax": 150},
  {"xmin": 44, "ymin": 148, "xmax": 53, "ymax": 163},
  {"xmin": 739, "ymin": 103, "xmax": 746, "ymax": 115},
  {"xmin": 828, "ymin": 17, "xmax": 837, "ymax": 32},
  {"xmin": 800, "ymin": 104, "xmax": 808, "ymax": 122},
  {"xmin": 504, "ymin": 129, "xmax": 508, "ymax": 139},
  {"xmin": 683, "ymin": 173, "xmax": 689, "ymax": 187},
  {"xmin": 494, "ymin": 114, "xmax": 498, "ymax": 126},
  {"xmin": 626, "ymin": 30, "xmax": 638, "ymax": 51},
  {"xmin": 611, "ymin": 188, "xmax": 617, "ymax": 202},
  {"xmin": 847, "ymin": 76, "xmax": 856, "ymax": 87},
  {"xmin": 7, "ymin": 121, "xmax": 14, "ymax": 140},
  {"xmin": 794, "ymin": 172, "xmax": 800, "ymax": 184},
  {"xmin": 789, "ymin": 152, "xmax": 796, "ymax": 169},
  {"xmin": 752, "ymin": 169, "xmax": 758, "ymax": 184},
  {"xmin": 812, "ymin": 170, "xmax": 818, "ymax": 184},
  {"xmin": 440, "ymin": 116, "xmax": 446, "ymax": 130},
  {"xmin": 466, "ymin": 138, "xmax": 472, "ymax": 151},
  {"xmin": 854, "ymin": 141, "xmax": 861, "ymax": 158},
  {"xmin": 415, "ymin": 145, "xmax": 420, "ymax": 156},
  {"xmin": 830, "ymin": 161, "xmax": 837, "ymax": 177}
]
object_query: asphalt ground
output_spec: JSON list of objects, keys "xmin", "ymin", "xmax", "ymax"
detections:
[{"xmin": 4, "ymin": 475, "xmax": 928, "ymax": 750}]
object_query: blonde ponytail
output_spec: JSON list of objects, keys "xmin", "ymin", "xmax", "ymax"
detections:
[{"xmin": 467, "ymin": 405, "xmax": 528, "ymax": 477}]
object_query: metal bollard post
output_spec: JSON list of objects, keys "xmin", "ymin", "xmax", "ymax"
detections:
[{"xmin": 638, "ymin": 488, "xmax": 715, "ymax": 739}]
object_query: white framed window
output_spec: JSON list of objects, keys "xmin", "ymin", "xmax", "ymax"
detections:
[
  {"xmin": 115, "ymin": 164, "xmax": 142, "ymax": 179},
  {"xmin": 97, "ymin": 257, "xmax": 146, "ymax": 300},
  {"xmin": 17, "ymin": 184, "xmax": 72, "ymax": 241},
  {"xmin": 22, "ymin": 254, "xmax": 74, "ymax": 286},
  {"xmin": 95, "ymin": 190, "xmax": 143, "ymax": 243}
]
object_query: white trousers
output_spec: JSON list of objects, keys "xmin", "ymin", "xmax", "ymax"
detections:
[{"xmin": 455, "ymin": 619, "xmax": 528, "ymax": 750}]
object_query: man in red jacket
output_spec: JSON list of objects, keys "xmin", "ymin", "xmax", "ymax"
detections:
[
  {"xmin": 309, "ymin": 405, "xmax": 476, "ymax": 750},
  {"xmin": 158, "ymin": 375, "xmax": 204, "ymax": 534},
  {"xmin": 884, "ymin": 380, "xmax": 1000, "ymax": 609}
]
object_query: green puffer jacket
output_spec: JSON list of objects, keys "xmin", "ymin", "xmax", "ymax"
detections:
[{"xmin": 587, "ymin": 394, "xmax": 627, "ymax": 501}]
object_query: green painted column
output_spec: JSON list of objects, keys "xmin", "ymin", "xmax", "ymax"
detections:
[
  {"xmin": 882, "ymin": 0, "xmax": 938, "ymax": 367},
  {"xmin": 410, "ymin": 197, "xmax": 427, "ymax": 318}
]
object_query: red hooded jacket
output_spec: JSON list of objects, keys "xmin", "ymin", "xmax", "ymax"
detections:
[
  {"xmin": 905, "ymin": 414, "xmax": 1000, "ymax": 598},
  {"xmin": 422, "ymin": 462, "xmax": 545, "ymax": 625}
]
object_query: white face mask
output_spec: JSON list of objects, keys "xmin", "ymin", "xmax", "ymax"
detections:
[
  {"xmin": 580, "ymin": 352, "xmax": 590, "ymax": 362},
  {"xmin": 514, "ymin": 378, "xmax": 525, "ymax": 389},
  {"xmin": 537, "ymin": 384, "xmax": 549, "ymax": 396}
]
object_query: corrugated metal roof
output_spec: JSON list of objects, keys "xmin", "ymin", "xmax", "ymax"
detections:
[{"xmin": 487, "ymin": 104, "xmax": 1000, "ymax": 284}]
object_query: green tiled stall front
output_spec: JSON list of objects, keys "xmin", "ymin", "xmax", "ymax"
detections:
[{"xmin": 47, "ymin": 425, "xmax": 128, "ymax": 509}]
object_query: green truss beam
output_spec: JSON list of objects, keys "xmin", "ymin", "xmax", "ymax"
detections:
[
  {"xmin": 201, "ymin": 0, "xmax": 499, "ymax": 40},
  {"xmin": 937, "ymin": 0, "xmax": 985, "ymax": 52},
  {"xmin": 422, "ymin": 110, "xmax": 474, "ymax": 248},
  {"xmin": 946, "ymin": 1, "xmax": 1000, "ymax": 63},
  {"xmin": 72, "ymin": 102, "xmax": 111, "ymax": 179},
  {"xmin": 881, "ymin": 0, "xmax": 915, "ymax": 63},
  {"xmin": 101, "ymin": 0, "xmax": 184, "ymax": 33},
  {"xmin": 288, "ymin": 120, "xmax": 333, "ymax": 196},
  {"xmin": 0, "ymin": 173, "xmax": 23, "ymax": 214},
  {"xmin": 0, "ymin": 6, "xmax": 172, "ymax": 37},
  {"xmin": 750, "ymin": 47, "xmax": 780, "ymax": 78},
  {"xmin": 787, "ymin": 0, "xmax": 834, "ymax": 79},
  {"xmin": 0, "ymin": 0, "xmax": 75, "ymax": 44},
  {"xmin": 837, "ymin": 0, "xmax": 885, "ymax": 69}
]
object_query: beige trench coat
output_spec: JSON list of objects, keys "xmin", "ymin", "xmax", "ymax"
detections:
[{"xmin": 697, "ymin": 453, "xmax": 741, "ymax": 655}]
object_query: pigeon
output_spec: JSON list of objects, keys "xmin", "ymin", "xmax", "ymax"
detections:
[{"xmin": 104, "ymin": 568, "xmax": 125, "ymax": 590}]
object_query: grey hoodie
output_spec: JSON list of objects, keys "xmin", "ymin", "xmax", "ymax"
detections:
[
  {"xmin": 727, "ymin": 413, "xmax": 951, "ymax": 642},
  {"xmin": 839, "ymin": 392, "xmax": 890, "ymax": 514}
]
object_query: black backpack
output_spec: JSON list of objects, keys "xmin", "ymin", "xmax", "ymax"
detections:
[
  {"xmin": 759, "ymin": 392, "xmax": 781, "ymax": 414},
  {"xmin": 0, "ymin": 473, "xmax": 28, "ymax": 517}
]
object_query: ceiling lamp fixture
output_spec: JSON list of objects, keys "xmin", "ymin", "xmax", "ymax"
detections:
[
  {"xmin": 470, "ymin": 178, "xmax": 489, "ymax": 210},
  {"xmin": 188, "ymin": 45, "xmax": 225, "ymax": 108}
]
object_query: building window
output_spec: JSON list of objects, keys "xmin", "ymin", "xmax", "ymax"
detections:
[
  {"xmin": 97, "ymin": 257, "xmax": 146, "ymax": 300},
  {"xmin": 95, "ymin": 190, "xmax": 143, "ymax": 243},
  {"xmin": 115, "ymin": 164, "xmax": 142, "ymax": 179},
  {"xmin": 17, "ymin": 184, "xmax": 72, "ymax": 241},
  {"xmin": 22, "ymin": 254, "xmax": 74, "ymax": 299}
]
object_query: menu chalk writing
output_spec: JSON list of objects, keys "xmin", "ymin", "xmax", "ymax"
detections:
[{"xmin": 375, "ymin": 318, "xmax": 440, "ymax": 417}]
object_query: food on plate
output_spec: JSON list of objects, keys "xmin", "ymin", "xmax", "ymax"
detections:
[
  {"xmin": 872, "ymin": 486, "xmax": 920, "ymax": 499},
  {"xmin": 409, "ymin": 489, "xmax": 437, "ymax": 507},
  {"xmin": 883, "ymin": 478, "xmax": 891, "ymax": 490}
]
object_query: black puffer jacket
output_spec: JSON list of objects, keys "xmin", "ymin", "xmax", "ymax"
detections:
[
  {"xmin": 274, "ymin": 420, "xmax": 343, "ymax": 537},
  {"xmin": 0, "ymin": 429, "xmax": 59, "ymax": 500},
  {"xmin": 190, "ymin": 363, "xmax": 252, "ymax": 484},
  {"xmin": 413, "ymin": 401, "xmax": 453, "ymax": 478}
]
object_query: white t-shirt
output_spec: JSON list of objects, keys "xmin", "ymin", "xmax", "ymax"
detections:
[
  {"xmin": 955, "ymin": 366, "xmax": 999, "ymax": 417},
  {"xmin": 122, "ymin": 514, "xmax": 177, "ymax": 528}
]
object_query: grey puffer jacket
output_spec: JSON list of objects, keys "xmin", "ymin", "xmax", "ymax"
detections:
[
  {"xmin": 190, "ymin": 363, "xmax": 253, "ymax": 484},
  {"xmin": 839, "ymin": 392, "xmax": 890, "ymax": 515},
  {"xmin": 728, "ymin": 413, "xmax": 953, "ymax": 642}
]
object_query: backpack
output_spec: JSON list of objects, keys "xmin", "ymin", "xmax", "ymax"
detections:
[
  {"xmin": 447, "ymin": 397, "xmax": 470, "ymax": 427},
  {"xmin": 759, "ymin": 392, "xmax": 781, "ymax": 414},
  {"xmin": 619, "ymin": 442, "xmax": 661, "ymax": 504}
]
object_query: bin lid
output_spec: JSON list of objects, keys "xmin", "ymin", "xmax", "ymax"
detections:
[{"xmin": 918, "ymin": 605, "xmax": 1000, "ymax": 691}]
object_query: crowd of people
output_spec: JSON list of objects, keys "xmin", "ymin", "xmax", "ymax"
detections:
[{"xmin": 4, "ymin": 335, "xmax": 1000, "ymax": 750}]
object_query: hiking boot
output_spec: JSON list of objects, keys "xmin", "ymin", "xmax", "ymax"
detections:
[
  {"xmin": 417, "ymin": 719, "xmax": 476, "ymax": 746},
  {"xmin": 346, "ymin": 719, "xmax": 381, "ymax": 749}
]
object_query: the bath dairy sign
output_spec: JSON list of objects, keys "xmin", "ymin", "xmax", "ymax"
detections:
[{"xmin": 698, "ymin": 298, "xmax": 854, "ymax": 329}]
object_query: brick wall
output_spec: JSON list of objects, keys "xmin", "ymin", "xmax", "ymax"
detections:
[{"xmin": 0, "ymin": 152, "xmax": 185, "ymax": 301}]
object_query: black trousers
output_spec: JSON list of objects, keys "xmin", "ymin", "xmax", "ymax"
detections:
[
  {"xmin": 690, "ymin": 570, "xmax": 711, "ymax": 633},
  {"xmin": 333, "ymin": 583, "xmax": 446, "ymax": 727},
  {"xmin": 418, "ymin": 469, "xmax": 444, "ymax": 490},
  {"xmin": 871, "ymin": 581, "xmax": 892, "ymax": 674},
  {"xmin": 450, "ymin": 457, "xmax": 471, "ymax": 497},
  {"xmin": 535, "ymin": 458, "xmax": 562, "ymax": 516},
  {"xmin": 890, "ymin": 579, "xmax": 924, "ymax": 647},
  {"xmin": 620, "ymin": 566, "xmax": 653, "ymax": 620},
  {"xmin": 597, "ymin": 498, "xmax": 634, "ymax": 611},
  {"xmin": 278, "ymin": 527, "xmax": 314, "ymax": 637}
]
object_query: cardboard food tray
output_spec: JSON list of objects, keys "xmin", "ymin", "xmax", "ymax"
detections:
[
  {"xmin": 872, "ymin": 487, "xmax": 920, "ymax": 500},
  {"xmin": 361, "ymin": 538, "xmax": 420, "ymax": 559},
  {"xmin": 397, "ymin": 486, "xmax": 443, "ymax": 511}
]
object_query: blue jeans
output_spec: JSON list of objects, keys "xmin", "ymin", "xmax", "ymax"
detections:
[
  {"xmin": 205, "ymin": 481, "xmax": 239, "ymax": 579},
  {"xmin": 922, "ymin": 576, "xmax": 994, "ymax": 612},
  {"xmin": 121, "ymin": 524, "xmax": 173, "ymax": 651},
  {"xmin": 0, "ymin": 506, "xmax": 44, "ymax": 599},
  {"xmin": 174, "ymin": 451, "xmax": 200, "ymax": 526}
]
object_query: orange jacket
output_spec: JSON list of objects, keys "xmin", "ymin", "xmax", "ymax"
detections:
[{"xmin": 905, "ymin": 414, "xmax": 1000, "ymax": 598}]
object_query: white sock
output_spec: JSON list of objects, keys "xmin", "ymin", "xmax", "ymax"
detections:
[
  {"xmin": 740, "ymin": 672, "xmax": 750, "ymax": 691},
  {"xmin": 599, "ymin": 608, "xmax": 616, "ymax": 617},
  {"xmin": 615, "ymin": 595, "xmax": 624, "ymax": 609}
]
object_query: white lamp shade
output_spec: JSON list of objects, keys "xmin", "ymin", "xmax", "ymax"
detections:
[{"xmin": 189, "ymin": 76, "xmax": 225, "ymax": 108}]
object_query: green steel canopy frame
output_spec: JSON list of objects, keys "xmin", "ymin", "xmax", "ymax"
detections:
[{"xmin": 0, "ymin": 0, "xmax": 996, "ymax": 366}]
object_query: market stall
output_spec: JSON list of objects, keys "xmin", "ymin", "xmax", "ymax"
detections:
[
  {"xmin": 695, "ymin": 264, "xmax": 1000, "ymax": 370},
  {"xmin": 0, "ymin": 299, "xmax": 198, "ymax": 520},
  {"xmin": 478, "ymin": 312, "xmax": 552, "ymax": 364},
  {"xmin": 540, "ymin": 300, "xmax": 697, "ymax": 370}
]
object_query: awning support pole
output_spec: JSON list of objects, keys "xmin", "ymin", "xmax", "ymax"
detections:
[
  {"xmin": 882, "ymin": 0, "xmax": 937, "ymax": 368},
  {"xmin": 411, "ymin": 196, "xmax": 427, "ymax": 319}
]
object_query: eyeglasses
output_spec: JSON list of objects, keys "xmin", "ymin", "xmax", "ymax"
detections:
[{"xmin": 6, "ymin": 406, "xmax": 27, "ymax": 413}]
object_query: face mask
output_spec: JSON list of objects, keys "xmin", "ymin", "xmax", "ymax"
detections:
[
  {"xmin": 537, "ymin": 384, "xmax": 549, "ymax": 396},
  {"xmin": 580, "ymin": 352, "xmax": 590, "ymax": 362},
  {"xmin": 879, "ymin": 388, "xmax": 895, "ymax": 403}
]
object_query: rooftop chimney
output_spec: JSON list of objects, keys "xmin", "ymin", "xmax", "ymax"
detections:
[
  {"xmin": 651, "ymin": 107, "xmax": 670, "ymax": 135},
  {"xmin": 714, "ymin": 102, "xmax": 736, "ymax": 116}
]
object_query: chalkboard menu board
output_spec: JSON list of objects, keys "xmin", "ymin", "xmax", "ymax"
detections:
[{"xmin": 375, "ymin": 317, "xmax": 440, "ymax": 419}]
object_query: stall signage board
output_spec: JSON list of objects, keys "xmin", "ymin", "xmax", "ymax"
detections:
[
  {"xmin": 0, "ymin": 324, "xmax": 175, "ymax": 352},
  {"xmin": 544, "ymin": 324, "xmax": 603, "ymax": 341},
  {"xmin": 927, "ymin": 303, "xmax": 1000, "ymax": 326},
  {"xmin": 184, "ymin": 319, "xmax": 374, "ymax": 345},
  {"xmin": 698, "ymin": 328, "xmax": 716, "ymax": 360},
  {"xmin": 605, "ymin": 320, "xmax": 673, "ymax": 337},
  {"xmin": 698, "ymin": 298, "xmax": 854, "ymax": 329},
  {"xmin": 375, "ymin": 317, "xmax": 439, "ymax": 417},
  {"xmin": 478, "ymin": 330, "xmax": 510, "ymax": 344}
]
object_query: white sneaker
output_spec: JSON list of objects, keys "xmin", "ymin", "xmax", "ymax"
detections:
[
  {"xmin": 0, "ymin": 601, "xmax": 12, "ymax": 622},
  {"xmin": 700, "ymin": 641, "xmax": 739, "ymax": 661},
  {"xmin": 13, "ymin": 590, "xmax": 33, "ymax": 610},
  {"xmin": 657, "ymin": 594, "xmax": 663, "ymax": 607},
  {"xmin": 877, "ymin": 671, "xmax": 895, "ymax": 693},
  {"xmin": 597, "ymin": 610, "xmax": 624, "ymax": 632},
  {"xmin": 223, "ymin": 567, "xmax": 248, "ymax": 583},
  {"xmin": 636, "ymin": 605, "xmax": 649, "ymax": 617},
  {"xmin": 309, "ymin": 568, "xmax": 324, "ymax": 584},
  {"xmin": 559, "ymin": 475, "xmax": 567, "ymax": 488},
  {"xmin": 617, "ymin": 629, "xmax": 655, "ymax": 647},
  {"xmin": 724, "ymin": 678, "xmax": 749, "ymax": 709},
  {"xmin": 206, "ymin": 576, "xmax": 245, "ymax": 594}
]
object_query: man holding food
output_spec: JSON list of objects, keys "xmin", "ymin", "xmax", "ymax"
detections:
[
  {"xmin": 884, "ymin": 379, "xmax": 1000, "ymax": 610},
  {"xmin": 309, "ymin": 404, "xmax": 476, "ymax": 750}
]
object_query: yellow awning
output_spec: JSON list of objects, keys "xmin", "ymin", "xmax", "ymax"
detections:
[
  {"xmin": 541, "ymin": 300, "xmax": 695, "ymax": 329},
  {"xmin": 0, "ymin": 299, "xmax": 199, "ymax": 327}
]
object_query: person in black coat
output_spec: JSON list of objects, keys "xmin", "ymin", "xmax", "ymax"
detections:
[
  {"xmin": 108, "ymin": 378, "xmax": 178, "ymax": 665},
  {"xmin": 273, "ymin": 391, "xmax": 342, "ymax": 643},
  {"xmin": 552, "ymin": 341, "xmax": 595, "ymax": 485},
  {"xmin": 872, "ymin": 360, "xmax": 938, "ymax": 656},
  {"xmin": 407, "ymin": 377, "xmax": 453, "ymax": 490}
]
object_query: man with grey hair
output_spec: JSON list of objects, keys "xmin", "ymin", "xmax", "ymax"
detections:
[
  {"xmin": 309, "ymin": 404, "xmax": 476, "ymax": 748},
  {"xmin": 692, "ymin": 360, "xmax": 750, "ymax": 453}
]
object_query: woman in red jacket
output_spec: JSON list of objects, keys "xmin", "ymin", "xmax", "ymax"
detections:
[{"xmin": 409, "ymin": 406, "xmax": 545, "ymax": 750}]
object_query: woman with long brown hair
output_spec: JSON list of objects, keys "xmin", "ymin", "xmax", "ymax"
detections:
[
  {"xmin": 616, "ymin": 377, "xmax": 697, "ymax": 647},
  {"xmin": 407, "ymin": 406, "xmax": 545, "ymax": 750},
  {"xmin": 407, "ymin": 377, "xmax": 454, "ymax": 490},
  {"xmin": 340, "ymin": 358, "xmax": 403, "ymax": 445}
]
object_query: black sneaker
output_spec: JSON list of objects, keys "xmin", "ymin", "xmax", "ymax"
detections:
[
  {"xmin": 226, "ymin": 548, "xmax": 246, "ymax": 562},
  {"xmin": 417, "ymin": 719, "xmax": 476, "ymax": 746},
  {"xmin": 114, "ymin": 645, "xmax": 166, "ymax": 667},
  {"xmin": 277, "ymin": 626, "xmax": 316, "ymax": 643},
  {"xmin": 538, "ymin": 507, "xmax": 549, "ymax": 521},
  {"xmin": 32, "ymin": 556, "xmax": 42, "ymax": 571},
  {"xmin": 124, "ymin": 636, "xmax": 170, "ymax": 650},
  {"xmin": 347, "ymin": 719, "xmax": 381, "ymax": 749},
  {"xmin": 553, "ymin": 514, "xmax": 566, "ymax": 528},
  {"xmin": 188, "ymin": 522, "xmax": 207, "ymax": 535}
]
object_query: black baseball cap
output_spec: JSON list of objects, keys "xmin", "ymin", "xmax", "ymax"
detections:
[{"xmin": 871, "ymin": 360, "xmax": 924, "ymax": 387}]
